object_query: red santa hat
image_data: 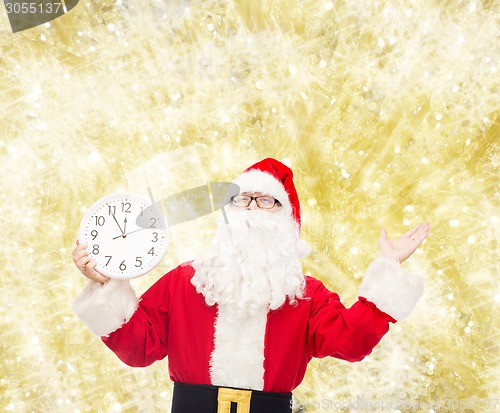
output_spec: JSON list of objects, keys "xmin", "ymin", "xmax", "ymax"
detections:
[{"xmin": 233, "ymin": 158, "xmax": 301, "ymax": 228}]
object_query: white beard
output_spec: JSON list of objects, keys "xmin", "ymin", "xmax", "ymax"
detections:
[{"xmin": 191, "ymin": 206, "xmax": 310, "ymax": 318}]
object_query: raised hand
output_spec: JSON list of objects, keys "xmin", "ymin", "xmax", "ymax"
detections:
[{"xmin": 378, "ymin": 222, "xmax": 430, "ymax": 264}]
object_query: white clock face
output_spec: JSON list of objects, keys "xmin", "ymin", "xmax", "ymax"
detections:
[{"xmin": 78, "ymin": 193, "xmax": 168, "ymax": 279}]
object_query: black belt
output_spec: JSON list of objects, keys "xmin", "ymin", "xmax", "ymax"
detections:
[{"xmin": 171, "ymin": 382, "xmax": 292, "ymax": 413}]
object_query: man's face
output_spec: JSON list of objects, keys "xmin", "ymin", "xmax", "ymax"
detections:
[{"xmin": 232, "ymin": 192, "xmax": 282, "ymax": 212}]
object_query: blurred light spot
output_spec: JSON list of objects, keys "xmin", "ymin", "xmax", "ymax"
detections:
[
  {"xmin": 89, "ymin": 152, "xmax": 100, "ymax": 163},
  {"xmin": 111, "ymin": 402, "xmax": 123, "ymax": 412},
  {"xmin": 449, "ymin": 219, "xmax": 459, "ymax": 227},
  {"xmin": 29, "ymin": 85, "xmax": 42, "ymax": 100}
]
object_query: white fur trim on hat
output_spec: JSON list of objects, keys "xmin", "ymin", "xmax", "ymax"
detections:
[
  {"xmin": 73, "ymin": 279, "xmax": 139, "ymax": 337},
  {"xmin": 358, "ymin": 258, "xmax": 424, "ymax": 321},
  {"xmin": 233, "ymin": 170, "xmax": 292, "ymax": 217}
]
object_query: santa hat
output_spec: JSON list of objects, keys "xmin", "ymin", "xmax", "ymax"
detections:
[{"xmin": 233, "ymin": 158, "xmax": 301, "ymax": 228}]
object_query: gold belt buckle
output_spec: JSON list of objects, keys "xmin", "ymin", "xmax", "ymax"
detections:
[{"xmin": 217, "ymin": 387, "xmax": 252, "ymax": 413}]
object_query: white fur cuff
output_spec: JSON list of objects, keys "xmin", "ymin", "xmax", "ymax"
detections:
[
  {"xmin": 358, "ymin": 258, "xmax": 424, "ymax": 321},
  {"xmin": 73, "ymin": 279, "xmax": 139, "ymax": 337}
]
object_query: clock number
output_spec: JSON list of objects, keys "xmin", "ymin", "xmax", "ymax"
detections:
[
  {"xmin": 122, "ymin": 202, "xmax": 131, "ymax": 213},
  {"xmin": 92, "ymin": 244, "xmax": 99, "ymax": 255},
  {"xmin": 150, "ymin": 217, "xmax": 157, "ymax": 228},
  {"xmin": 108, "ymin": 205, "xmax": 116, "ymax": 216},
  {"xmin": 95, "ymin": 216, "xmax": 105, "ymax": 226},
  {"xmin": 135, "ymin": 257, "xmax": 142, "ymax": 267},
  {"xmin": 148, "ymin": 247, "xmax": 155, "ymax": 256},
  {"xmin": 119, "ymin": 260, "xmax": 126, "ymax": 271},
  {"xmin": 152, "ymin": 232, "xmax": 158, "ymax": 242},
  {"xmin": 91, "ymin": 230, "xmax": 98, "ymax": 240},
  {"xmin": 105, "ymin": 255, "xmax": 112, "ymax": 265}
]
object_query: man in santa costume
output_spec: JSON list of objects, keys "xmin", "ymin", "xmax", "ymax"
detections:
[{"xmin": 72, "ymin": 158, "xmax": 430, "ymax": 413}]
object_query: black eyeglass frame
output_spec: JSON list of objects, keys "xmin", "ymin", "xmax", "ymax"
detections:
[{"xmin": 230, "ymin": 195, "xmax": 282, "ymax": 209}]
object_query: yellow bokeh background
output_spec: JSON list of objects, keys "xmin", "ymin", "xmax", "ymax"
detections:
[{"xmin": 0, "ymin": 0, "xmax": 498, "ymax": 412}]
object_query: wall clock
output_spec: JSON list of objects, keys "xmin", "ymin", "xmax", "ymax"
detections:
[{"xmin": 78, "ymin": 192, "xmax": 168, "ymax": 279}]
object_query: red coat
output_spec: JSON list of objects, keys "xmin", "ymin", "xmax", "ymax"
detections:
[{"xmin": 101, "ymin": 262, "xmax": 395, "ymax": 393}]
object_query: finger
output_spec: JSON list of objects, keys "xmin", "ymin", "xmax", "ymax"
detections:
[
  {"xmin": 407, "ymin": 223, "xmax": 430, "ymax": 240},
  {"xmin": 378, "ymin": 228, "xmax": 392, "ymax": 256},
  {"xmin": 409, "ymin": 224, "xmax": 429, "ymax": 244},
  {"xmin": 72, "ymin": 243, "xmax": 88, "ymax": 256},
  {"xmin": 76, "ymin": 257, "xmax": 91, "ymax": 277},
  {"xmin": 73, "ymin": 246, "xmax": 89, "ymax": 262},
  {"xmin": 404, "ymin": 224, "xmax": 422, "ymax": 239},
  {"xmin": 414, "ymin": 223, "xmax": 430, "ymax": 242},
  {"xmin": 379, "ymin": 228, "xmax": 388, "ymax": 240},
  {"xmin": 76, "ymin": 255, "xmax": 92, "ymax": 271},
  {"xmin": 84, "ymin": 259, "xmax": 95, "ymax": 272},
  {"xmin": 86, "ymin": 260, "xmax": 109, "ymax": 284},
  {"xmin": 76, "ymin": 239, "xmax": 79, "ymax": 246}
]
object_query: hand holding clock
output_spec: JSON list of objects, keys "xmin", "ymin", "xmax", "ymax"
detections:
[
  {"xmin": 73, "ymin": 240, "xmax": 110, "ymax": 285},
  {"xmin": 74, "ymin": 192, "xmax": 168, "ymax": 280}
]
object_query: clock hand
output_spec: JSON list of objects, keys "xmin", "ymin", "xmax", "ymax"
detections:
[
  {"xmin": 112, "ymin": 227, "xmax": 146, "ymax": 240},
  {"xmin": 111, "ymin": 212, "xmax": 124, "ymax": 234},
  {"xmin": 123, "ymin": 216, "xmax": 127, "ymax": 235}
]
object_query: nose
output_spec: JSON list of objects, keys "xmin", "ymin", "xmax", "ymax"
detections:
[{"xmin": 246, "ymin": 199, "xmax": 259, "ymax": 210}]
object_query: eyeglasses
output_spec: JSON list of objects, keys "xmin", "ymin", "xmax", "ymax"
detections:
[{"xmin": 231, "ymin": 195, "xmax": 282, "ymax": 209}]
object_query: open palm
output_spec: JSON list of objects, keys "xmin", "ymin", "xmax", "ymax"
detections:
[{"xmin": 379, "ymin": 222, "xmax": 430, "ymax": 263}]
